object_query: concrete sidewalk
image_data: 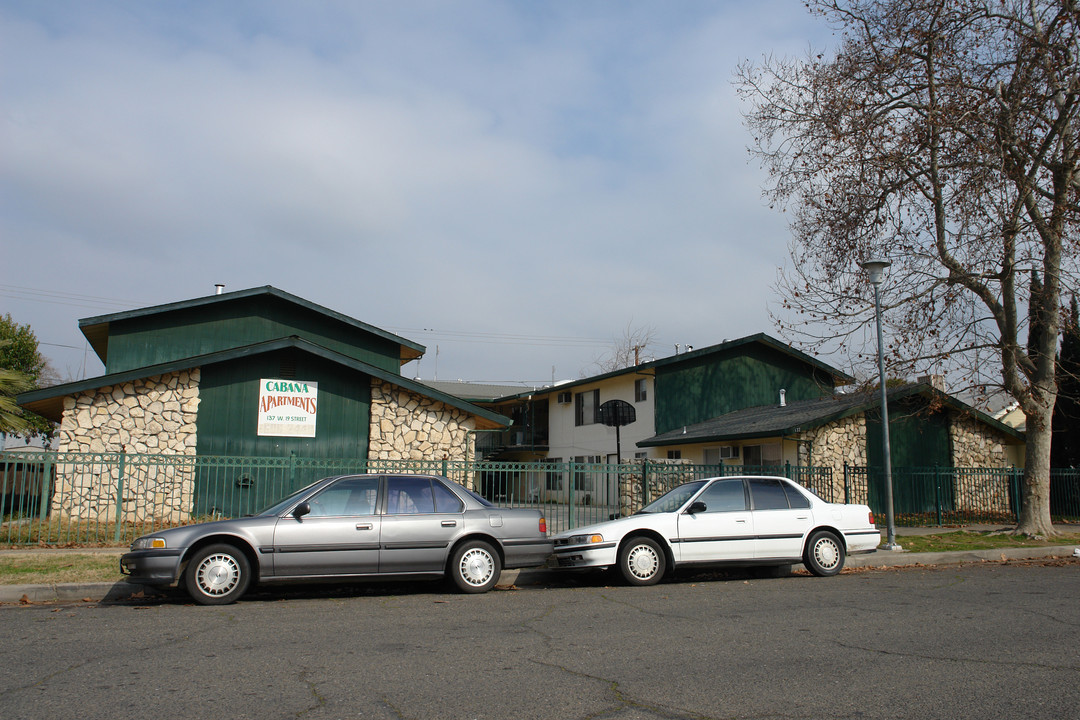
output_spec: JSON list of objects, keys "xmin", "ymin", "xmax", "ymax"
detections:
[{"xmin": 2, "ymin": 536, "xmax": 1077, "ymax": 604}]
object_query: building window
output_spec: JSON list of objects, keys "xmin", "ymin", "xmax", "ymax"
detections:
[
  {"xmin": 544, "ymin": 458, "xmax": 562, "ymax": 491},
  {"xmin": 573, "ymin": 455, "xmax": 601, "ymax": 491},
  {"xmin": 742, "ymin": 443, "xmax": 781, "ymax": 467},
  {"xmin": 667, "ymin": 450, "xmax": 682, "ymax": 460},
  {"xmin": 634, "ymin": 378, "xmax": 648, "ymax": 402},
  {"xmin": 575, "ymin": 389, "xmax": 599, "ymax": 426}
]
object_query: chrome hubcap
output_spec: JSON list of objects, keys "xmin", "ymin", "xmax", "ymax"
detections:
[
  {"xmin": 627, "ymin": 544, "xmax": 659, "ymax": 580},
  {"xmin": 814, "ymin": 538, "xmax": 840, "ymax": 570},
  {"xmin": 459, "ymin": 548, "xmax": 495, "ymax": 587},
  {"xmin": 197, "ymin": 553, "xmax": 240, "ymax": 596}
]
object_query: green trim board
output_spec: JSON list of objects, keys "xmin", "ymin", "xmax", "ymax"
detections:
[{"xmin": 18, "ymin": 336, "xmax": 510, "ymax": 430}]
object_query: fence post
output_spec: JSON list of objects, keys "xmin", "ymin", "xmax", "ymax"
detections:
[
  {"xmin": 113, "ymin": 451, "xmax": 127, "ymax": 543},
  {"xmin": 785, "ymin": 460, "xmax": 791, "ymax": 479},
  {"xmin": 441, "ymin": 458, "xmax": 448, "ymax": 478},
  {"xmin": 38, "ymin": 453, "xmax": 54, "ymax": 523},
  {"xmin": 641, "ymin": 459, "xmax": 650, "ymax": 508},
  {"xmin": 934, "ymin": 465, "xmax": 942, "ymax": 527},
  {"xmin": 843, "ymin": 462, "xmax": 850, "ymax": 505},
  {"xmin": 288, "ymin": 451, "xmax": 297, "ymax": 489}
]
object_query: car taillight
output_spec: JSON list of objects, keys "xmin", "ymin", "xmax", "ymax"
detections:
[
  {"xmin": 869, "ymin": 511, "xmax": 875, "ymax": 525},
  {"xmin": 539, "ymin": 517, "xmax": 547, "ymax": 534}
]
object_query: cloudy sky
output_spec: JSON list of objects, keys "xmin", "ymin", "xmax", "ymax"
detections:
[{"xmin": 2, "ymin": 1, "xmax": 833, "ymax": 389}]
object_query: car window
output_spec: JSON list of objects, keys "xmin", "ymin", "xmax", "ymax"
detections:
[
  {"xmin": 781, "ymin": 480, "xmax": 811, "ymax": 508},
  {"xmin": 308, "ymin": 476, "xmax": 379, "ymax": 516},
  {"xmin": 638, "ymin": 481, "xmax": 707, "ymax": 514},
  {"xmin": 748, "ymin": 478, "xmax": 790, "ymax": 510},
  {"xmin": 386, "ymin": 476, "xmax": 436, "ymax": 514},
  {"xmin": 432, "ymin": 479, "xmax": 465, "ymax": 512},
  {"xmin": 695, "ymin": 478, "xmax": 747, "ymax": 512}
]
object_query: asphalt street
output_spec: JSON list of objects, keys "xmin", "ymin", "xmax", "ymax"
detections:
[{"xmin": 0, "ymin": 559, "xmax": 1077, "ymax": 720}]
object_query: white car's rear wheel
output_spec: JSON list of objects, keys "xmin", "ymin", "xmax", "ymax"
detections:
[{"xmin": 804, "ymin": 530, "xmax": 845, "ymax": 576}]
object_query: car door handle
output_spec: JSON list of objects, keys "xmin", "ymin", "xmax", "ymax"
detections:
[
  {"xmin": 441, "ymin": 520, "xmax": 457, "ymax": 527},
  {"xmin": 735, "ymin": 519, "xmax": 747, "ymax": 523},
  {"xmin": 355, "ymin": 523, "xmax": 373, "ymax": 530}
]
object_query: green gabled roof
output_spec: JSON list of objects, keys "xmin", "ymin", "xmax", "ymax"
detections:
[
  {"xmin": 637, "ymin": 382, "xmax": 1024, "ymax": 447},
  {"xmin": 649, "ymin": 333, "xmax": 854, "ymax": 383},
  {"xmin": 18, "ymin": 336, "xmax": 509, "ymax": 430},
  {"xmin": 78, "ymin": 285, "xmax": 425, "ymax": 366},
  {"xmin": 488, "ymin": 332, "xmax": 853, "ymax": 403}
]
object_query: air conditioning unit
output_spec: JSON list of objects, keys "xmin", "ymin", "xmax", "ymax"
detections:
[
  {"xmin": 719, "ymin": 445, "xmax": 740, "ymax": 459},
  {"xmin": 557, "ymin": 391, "xmax": 572, "ymax": 404}
]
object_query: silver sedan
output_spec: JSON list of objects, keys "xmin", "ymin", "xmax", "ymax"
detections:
[{"xmin": 121, "ymin": 474, "xmax": 553, "ymax": 604}]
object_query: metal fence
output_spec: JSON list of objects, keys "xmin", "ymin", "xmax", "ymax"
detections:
[{"xmin": 2, "ymin": 450, "xmax": 1078, "ymax": 546}]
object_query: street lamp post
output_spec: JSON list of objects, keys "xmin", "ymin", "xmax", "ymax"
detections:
[{"xmin": 861, "ymin": 259, "xmax": 902, "ymax": 552}]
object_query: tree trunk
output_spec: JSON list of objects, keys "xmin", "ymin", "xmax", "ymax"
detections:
[{"xmin": 1017, "ymin": 403, "xmax": 1056, "ymax": 536}]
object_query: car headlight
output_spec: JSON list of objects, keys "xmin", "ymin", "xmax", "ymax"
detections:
[
  {"xmin": 131, "ymin": 536, "xmax": 167, "ymax": 550},
  {"xmin": 568, "ymin": 533, "xmax": 604, "ymax": 545}
]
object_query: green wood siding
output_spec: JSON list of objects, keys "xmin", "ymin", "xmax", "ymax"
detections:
[
  {"xmin": 865, "ymin": 403, "xmax": 951, "ymax": 469},
  {"xmin": 653, "ymin": 347, "xmax": 834, "ymax": 435},
  {"xmin": 865, "ymin": 402, "xmax": 953, "ymax": 514},
  {"xmin": 193, "ymin": 350, "xmax": 372, "ymax": 516},
  {"xmin": 104, "ymin": 296, "xmax": 402, "ymax": 375},
  {"xmin": 196, "ymin": 350, "xmax": 371, "ymax": 458}
]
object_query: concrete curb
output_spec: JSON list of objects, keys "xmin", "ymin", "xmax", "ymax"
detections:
[{"xmin": 2, "ymin": 546, "xmax": 1076, "ymax": 604}]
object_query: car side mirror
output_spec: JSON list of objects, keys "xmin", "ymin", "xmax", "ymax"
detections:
[
  {"xmin": 292, "ymin": 502, "xmax": 311, "ymax": 519},
  {"xmin": 686, "ymin": 501, "xmax": 707, "ymax": 515}
]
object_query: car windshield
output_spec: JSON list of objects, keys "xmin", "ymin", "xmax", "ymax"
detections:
[
  {"xmin": 255, "ymin": 479, "xmax": 327, "ymax": 516},
  {"xmin": 636, "ymin": 481, "xmax": 707, "ymax": 514}
]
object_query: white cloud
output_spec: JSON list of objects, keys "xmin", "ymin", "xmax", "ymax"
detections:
[{"xmin": 1, "ymin": 0, "xmax": 833, "ymax": 384}]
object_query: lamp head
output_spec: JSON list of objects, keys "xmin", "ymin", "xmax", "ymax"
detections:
[{"xmin": 860, "ymin": 258, "xmax": 891, "ymax": 286}]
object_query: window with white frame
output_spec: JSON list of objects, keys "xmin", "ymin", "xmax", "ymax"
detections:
[
  {"xmin": 634, "ymin": 378, "xmax": 648, "ymax": 402},
  {"xmin": 575, "ymin": 389, "xmax": 599, "ymax": 426}
]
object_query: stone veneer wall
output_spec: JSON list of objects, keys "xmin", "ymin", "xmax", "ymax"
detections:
[
  {"xmin": 617, "ymin": 458, "xmax": 697, "ymax": 516},
  {"xmin": 949, "ymin": 412, "xmax": 1012, "ymax": 513},
  {"xmin": 949, "ymin": 412, "xmax": 1008, "ymax": 467},
  {"xmin": 368, "ymin": 379, "xmax": 476, "ymax": 484},
  {"xmin": 799, "ymin": 414, "xmax": 869, "ymax": 503},
  {"xmin": 53, "ymin": 369, "xmax": 200, "ymax": 522}
]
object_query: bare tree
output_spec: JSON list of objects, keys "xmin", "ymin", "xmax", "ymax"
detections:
[
  {"xmin": 590, "ymin": 322, "xmax": 659, "ymax": 374},
  {"xmin": 737, "ymin": 0, "xmax": 1080, "ymax": 536}
]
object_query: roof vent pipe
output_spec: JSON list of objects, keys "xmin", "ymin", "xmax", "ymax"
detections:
[
  {"xmin": 779, "ymin": 389, "xmax": 787, "ymax": 407},
  {"xmin": 215, "ymin": 284, "xmax": 225, "ymax": 295}
]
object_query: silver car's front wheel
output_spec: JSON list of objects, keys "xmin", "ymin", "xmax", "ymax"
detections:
[
  {"xmin": 184, "ymin": 544, "xmax": 251, "ymax": 605},
  {"xmin": 618, "ymin": 536, "xmax": 665, "ymax": 586},
  {"xmin": 449, "ymin": 540, "xmax": 501, "ymax": 593}
]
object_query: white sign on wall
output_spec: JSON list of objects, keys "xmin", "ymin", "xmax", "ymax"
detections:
[{"xmin": 258, "ymin": 379, "xmax": 318, "ymax": 437}]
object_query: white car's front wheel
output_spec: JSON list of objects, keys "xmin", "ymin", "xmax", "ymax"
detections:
[{"xmin": 618, "ymin": 536, "xmax": 665, "ymax": 586}]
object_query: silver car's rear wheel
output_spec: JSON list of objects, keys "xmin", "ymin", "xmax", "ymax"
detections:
[
  {"xmin": 618, "ymin": 536, "xmax": 665, "ymax": 586},
  {"xmin": 184, "ymin": 544, "xmax": 251, "ymax": 605},
  {"xmin": 449, "ymin": 540, "xmax": 501, "ymax": 593}
]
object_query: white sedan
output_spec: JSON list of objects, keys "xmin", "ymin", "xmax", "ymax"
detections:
[{"xmin": 552, "ymin": 476, "xmax": 878, "ymax": 585}]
